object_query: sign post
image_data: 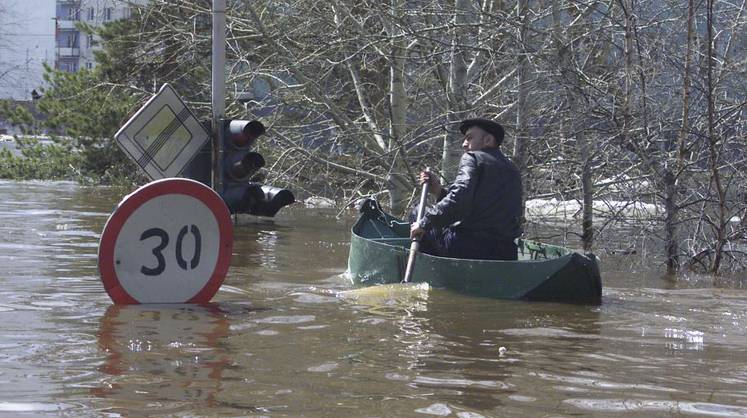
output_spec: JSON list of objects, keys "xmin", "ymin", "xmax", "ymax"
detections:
[
  {"xmin": 212, "ymin": 0, "xmax": 226, "ymax": 193},
  {"xmin": 98, "ymin": 178, "xmax": 233, "ymax": 304}
]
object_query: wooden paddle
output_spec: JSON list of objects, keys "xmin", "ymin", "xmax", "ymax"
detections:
[{"xmin": 403, "ymin": 170, "xmax": 430, "ymax": 283}]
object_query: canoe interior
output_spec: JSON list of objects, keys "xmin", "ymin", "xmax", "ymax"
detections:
[{"xmin": 353, "ymin": 202, "xmax": 573, "ymax": 260}]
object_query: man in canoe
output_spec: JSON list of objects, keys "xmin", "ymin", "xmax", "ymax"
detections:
[{"xmin": 409, "ymin": 118, "xmax": 522, "ymax": 260}]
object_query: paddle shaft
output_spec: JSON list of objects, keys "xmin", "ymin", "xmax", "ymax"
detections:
[{"xmin": 403, "ymin": 175, "xmax": 430, "ymax": 283}]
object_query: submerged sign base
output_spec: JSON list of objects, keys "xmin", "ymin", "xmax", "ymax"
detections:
[{"xmin": 98, "ymin": 178, "xmax": 233, "ymax": 304}]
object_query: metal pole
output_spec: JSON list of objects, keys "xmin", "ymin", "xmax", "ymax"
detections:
[{"xmin": 211, "ymin": 0, "xmax": 226, "ymax": 192}]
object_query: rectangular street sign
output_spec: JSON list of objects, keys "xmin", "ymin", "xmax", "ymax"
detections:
[{"xmin": 115, "ymin": 84, "xmax": 211, "ymax": 180}]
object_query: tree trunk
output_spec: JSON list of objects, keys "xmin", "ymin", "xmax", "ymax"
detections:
[
  {"xmin": 442, "ymin": 0, "xmax": 472, "ymax": 179},
  {"xmin": 579, "ymin": 131, "xmax": 594, "ymax": 252},
  {"xmin": 706, "ymin": 0, "xmax": 726, "ymax": 273},
  {"xmin": 666, "ymin": 0, "xmax": 695, "ymax": 274},
  {"xmin": 663, "ymin": 170, "xmax": 679, "ymax": 273},
  {"xmin": 552, "ymin": 0, "xmax": 594, "ymax": 251},
  {"xmin": 389, "ymin": 0, "xmax": 408, "ymax": 152},
  {"xmin": 513, "ymin": 0, "xmax": 530, "ymax": 226},
  {"xmin": 622, "ymin": 0, "xmax": 633, "ymax": 142},
  {"xmin": 386, "ymin": 0, "xmax": 412, "ymax": 214}
]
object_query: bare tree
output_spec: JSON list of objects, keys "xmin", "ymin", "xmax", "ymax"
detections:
[{"xmin": 92, "ymin": 0, "xmax": 745, "ymax": 274}]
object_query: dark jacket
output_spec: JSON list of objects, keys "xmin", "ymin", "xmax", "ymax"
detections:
[{"xmin": 420, "ymin": 148, "xmax": 522, "ymax": 241}]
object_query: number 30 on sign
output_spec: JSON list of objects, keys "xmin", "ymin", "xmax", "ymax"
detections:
[{"xmin": 98, "ymin": 178, "xmax": 233, "ymax": 304}]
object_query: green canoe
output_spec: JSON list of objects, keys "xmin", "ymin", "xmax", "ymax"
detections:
[{"xmin": 347, "ymin": 200, "xmax": 602, "ymax": 305}]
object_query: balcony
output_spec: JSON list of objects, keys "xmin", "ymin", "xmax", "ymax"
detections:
[
  {"xmin": 57, "ymin": 19, "xmax": 79, "ymax": 30},
  {"xmin": 56, "ymin": 47, "xmax": 80, "ymax": 57}
]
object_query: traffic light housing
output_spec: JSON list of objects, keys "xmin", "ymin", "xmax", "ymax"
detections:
[{"xmin": 219, "ymin": 119, "xmax": 295, "ymax": 217}]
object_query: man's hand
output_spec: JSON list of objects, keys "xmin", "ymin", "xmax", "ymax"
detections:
[
  {"xmin": 410, "ymin": 222, "xmax": 425, "ymax": 241},
  {"xmin": 419, "ymin": 170, "xmax": 443, "ymax": 198}
]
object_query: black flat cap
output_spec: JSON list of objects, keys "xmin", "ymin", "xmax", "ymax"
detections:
[{"xmin": 459, "ymin": 119, "xmax": 505, "ymax": 146}]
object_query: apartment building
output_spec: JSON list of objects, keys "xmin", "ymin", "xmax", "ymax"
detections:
[{"xmin": 55, "ymin": 0, "xmax": 143, "ymax": 73}]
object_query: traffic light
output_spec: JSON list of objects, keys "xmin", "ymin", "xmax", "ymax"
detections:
[
  {"xmin": 248, "ymin": 185, "xmax": 296, "ymax": 217},
  {"xmin": 219, "ymin": 119, "xmax": 295, "ymax": 217}
]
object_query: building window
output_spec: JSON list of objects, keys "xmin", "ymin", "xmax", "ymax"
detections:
[
  {"xmin": 86, "ymin": 62, "xmax": 94, "ymax": 70},
  {"xmin": 68, "ymin": 8, "xmax": 79, "ymax": 20},
  {"xmin": 87, "ymin": 7, "xmax": 94, "ymax": 20},
  {"xmin": 67, "ymin": 34, "xmax": 78, "ymax": 48},
  {"xmin": 88, "ymin": 34, "xmax": 94, "ymax": 47},
  {"xmin": 104, "ymin": 8, "xmax": 112, "ymax": 21},
  {"xmin": 62, "ymin": 61, "xmax": 78, "ymax": 72}
]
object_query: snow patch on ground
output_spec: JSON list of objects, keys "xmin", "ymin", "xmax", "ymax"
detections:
[
  {"xmin": 303, "ymin": 196, "xmax": 336, "ymax": 208},
  {"xmin": 525, "ymin": 198, "xmax": 743, "ymax": 224},
  {"xmin": 525, "ymin": 198, "xmax": 661, "ymax": 220}
]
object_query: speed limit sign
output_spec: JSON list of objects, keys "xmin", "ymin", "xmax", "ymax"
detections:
[{"xmin": 98, "ymin": 178, "xmax": 233, "ymax": 304}]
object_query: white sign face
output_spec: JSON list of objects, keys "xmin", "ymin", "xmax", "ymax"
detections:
[
  {"xmin": 114, "ymin": 84, "xmax": 210, "ymax": 180},
  {"xmin": 114, "ymin": 194, "xmax": 219, "ymax": 302},
  {"xmin": 98, "ymin": 178, "xmax": 233, "ymax": 304}
]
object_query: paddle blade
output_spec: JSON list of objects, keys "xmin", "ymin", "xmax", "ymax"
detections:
[{"xmin": 337, "ymin": 283, "xmax": 430, "ymax": 305}]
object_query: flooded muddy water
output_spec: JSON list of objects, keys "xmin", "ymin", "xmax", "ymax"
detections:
[{"xmin": 0, "ymin": 180, "xmax": 746, "ymax": 417}]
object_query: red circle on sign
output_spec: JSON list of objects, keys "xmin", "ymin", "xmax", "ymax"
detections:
[{"xmin": 98, "ymin": 178, "xmax": 233, "ymax": 304}]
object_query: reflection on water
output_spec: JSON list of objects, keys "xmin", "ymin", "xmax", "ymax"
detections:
[
  {"xmin": 1, "ymin": 180, "xmax": 747, "ymax": 417},
  {"xmin": 92, "ymin": 304, "xmax": 231, "ymax": 409}
]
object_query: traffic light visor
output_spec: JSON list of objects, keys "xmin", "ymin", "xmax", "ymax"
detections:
[
  {"xmin": 229, "ymin": 120, "xmax": 266, "ymax": 148},
  {"xmin": 227, "ymin": 151, "xmax": 265, "ymax": 181}
]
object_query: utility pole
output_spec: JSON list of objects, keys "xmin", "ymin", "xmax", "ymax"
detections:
[{"xmin": 211, "ymin": 0, "xmax": 226, "ymax": 193}]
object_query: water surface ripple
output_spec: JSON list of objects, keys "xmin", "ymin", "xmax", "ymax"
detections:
[{"xmin": 0, "ymin": 180, "xmax": 746, "ymax": 417}]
